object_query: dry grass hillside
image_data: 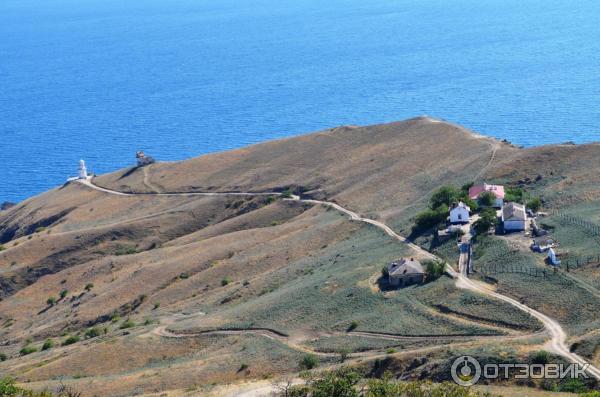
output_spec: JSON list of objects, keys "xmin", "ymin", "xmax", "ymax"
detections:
[{"xmin": 2, "ymin": 117, "xmax": 600, "ymax": 396}]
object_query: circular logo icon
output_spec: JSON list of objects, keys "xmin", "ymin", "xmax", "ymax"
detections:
[{"xmin": 451, "ymin": 355, "xmax": 482, "ymax": 386}]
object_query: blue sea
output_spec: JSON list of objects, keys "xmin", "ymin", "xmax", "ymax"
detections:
[{"xmin": 2, "ymin": 0, "xmax": 600, "ymax": 203}]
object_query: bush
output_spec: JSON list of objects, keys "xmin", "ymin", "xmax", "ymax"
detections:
[
  {"xmin": 339, "ymin": 348, "xmax": 350, "ymax": 362},
  {"xmin": 0, "ymin": 353, "xmax": 6, "ymax": 361},
  {"xmin": 300, "ymin": 367, "xmax": 360, "ymax": 396},
  {"xmin": 504, "ymin": 187, "xmax": 525, "ymax": 203},
  {"xmin": 153, "ymin": 302, "xmax": 160, "ymax": 310},
  {"xmin": 347, "ymin": 321, "xmax": 359, "ymax": 332},
  {"xmin": 46, "ymin": 296, "xmax": 57, "ymax": 306},
  {"xmin": 299, "ymin": 354, "xmax": 319, "ymax": 370},
  {"xmin": 527, "ymin": 197, "xmax": 542, "ymax": 213},
  {"xmin": 60, "ymin": 289, "xmax": 68, "ymax": 299},
  {"xmin": 115, "ymin": 246, "xmax": 138, "ymax": 256},
  {"xmin": 288, "ymin": 369, "xmax": 498, "ymax": 397},
  {"xmin": 63, "ymin": 335, "xmax": 80, "ymax": 346},
  {"xmin": 120, "ymin": 319, "xmax": 135, "ymax": 329},
  {"xmin": 42, "ymin": 339, "xmax": 54, "ymax": 351},
  {"xmin": 221, "ymin": 277, "xmax": 231, "ymax": 286},
  {"xmin": 531, "ymin": 350, "xmax": 549, "ymax": 365},
  {"xmin": 559, "ymin": 378, "xmax": 588, "ymax": 393},
  {"xmin": 478, "ymin": 191, "xmax": 496, "ymax": 207},
  {"xmin": 0, "ymin": 245, "xmax": 5, "ymax": 251},
  {"xmin": 413, "ymin": 205, "xmax": 448, "ymax": 232},
  {"xmin": 84, "ymin": 283, "xmax": 94, "ymax": 291},
  {"xmin": 238, "ymin": 363, "xmax": 249, "ymax": 372},
  {"xmin": 424, "ymin": 259, "xmax": 446, "ymax": 281},
  {"xmin": 430, "ymin": 186, "xmax": 460, "ymax": 209},
  {"xmin": 20, "ymin": 345, "xmax": 37, "ymax": 355},
  {"xmin": 85, "ymin": 327, "xmax": 101, "ymax": 339},
  {"xmin": 281, "ymin": 188, "xmax": 293, "ymax": 198},
  {"xmin": 110, "ymin": 312, "xmax": 121, "ymax": 322},
  {"xmin": 473, "ymin": 208, "xmax": 498, "ymax": 234}
]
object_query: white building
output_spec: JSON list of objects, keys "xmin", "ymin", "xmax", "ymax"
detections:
[
  {"xmin": 502, "ymin": 202, "xmax": 527, "ymax": 231},
  {"xmin": 78, "ymin": 159, "xmax": 88, "ymax": 179},
  {"xmin": 450, "ymin": 201, "xmax": 470, "ymax": 224}
]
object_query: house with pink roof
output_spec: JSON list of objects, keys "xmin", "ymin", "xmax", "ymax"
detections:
[{"xmin": 469, "ymin": 183, "xmax": 505, "ymax": 207}]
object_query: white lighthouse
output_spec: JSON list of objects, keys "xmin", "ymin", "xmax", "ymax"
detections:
[{"xmin": 78, "ymin": 160, "xmax": 88, "ymax": 179}]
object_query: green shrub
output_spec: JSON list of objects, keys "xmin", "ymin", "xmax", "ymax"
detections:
[
  {"xmin": 110, "ymin": 312, "xmax": 121, "ymax": 323},
  {"xmin": 339, "ymin": 348, "xmax": 350, "ymax": 362},
  {"xmin": 84, "ymin": 283, "xmax": 94, "ymax": 291},
  {"xmin": 0, "ymin": 245, "xmax": 5, "ymax": 251},
  {"xmin": 527, "ymin": 197, "xmax": 542, "ymax": 213},
  {"xmin": 34, "ymin": 227, "xmax": 46, "ymax": 233},
  {"xmin": 60, "ymin": 289, "xmax": 68, "ymax": 299},
  {"xmin": 0, "ymin": 353, "xmax": 6, "ymax": 361},
  {"xmin": 430, "ymin": 186, "xmax": 460, "ymax": 209},
  {"xmin": 413, "ymin": 205, "xmax": 448, "ymax": 232},
  {"xmin": 380, "ymin": 266, "xmax": 389, "ymax": 278},
  {"xmin": 347, "ymin": 321, "xmax": 359, "ymax": 332},
  {"xmin": 179, "ymin": 272, "xmax": 190, "ymax": 279},
  {"xmin": 115, "ymin": 246, "xmax": 138, "ymax": 256},
  {"xmin": 424, "ymin": 259, "xmax": 446, "ymax": 281},
  {"xmin": 239, "ymin": 363, "xmax": 249, "ymax": 372},
  {"xmin": 85, "ymin": 327, "xmax": 101, "ymax": 339},
  {"xmin": 221, "ymin": 277, "xmax": 231, "ymax": 286},
  {"xmin": 19, "ymin": 345, "xmax": 37, "ymax": 355},
  {"xmin": 120, "ymin": 319, "xmax": 135, "ymax": 329},
  {"xmin": 42, "ymin": 339, "xmax": 54, "ymax": 351},
  {"xmin": 281, "ymin": 188, "xmax": 294, "ymax": 199},
  {"xmin": 46, "ymin": 296, "xmax": 57, "ymax": 306},
  {"xmin": 153, "ymin": 302, "xmax": 160, "ymax": 310},
  {"xmin": 531, "ymin": 350, "xmax": 549, "ymax": 365},
  {"xmin": 385, "ymin": 348, "xmax": 397, "ymax": 354},
  {"xmin": 63, "ymin": 335, "xmax": 80, "ymax": 346},
  {"xmin": 299, "ymin": 354, "xmax": 318, "ymax": 370},
  {"xmin": 473, "ymin": 208, "xmax": 498, "ymax": 234},
  {"xmin": 504, "ymin": 187, "xmax": 525, "ymax": 203},
  {"xmin": 559, "ymin": 378, "xmax": 588, "ymax": 393},
  {"xmin": 477, "ymin": 191, "xmax": 496, "ymax": 207}
]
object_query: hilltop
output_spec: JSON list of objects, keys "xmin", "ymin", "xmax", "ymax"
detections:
[{"xmin": 2, "ymin": 117, "xmax": 600, "ymax": 395}]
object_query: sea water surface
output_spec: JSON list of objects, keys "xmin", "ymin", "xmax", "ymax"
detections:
[{"xmin": 2, "ymin": 0, "xmax": 600, "ymax": 202}]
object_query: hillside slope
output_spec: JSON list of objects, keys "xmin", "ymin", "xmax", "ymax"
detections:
[{"xmin": 2, "ymin": 117, "xmax": 600, "ymax": 395}]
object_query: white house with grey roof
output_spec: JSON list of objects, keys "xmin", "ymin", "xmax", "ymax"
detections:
[
  {"xmin": 387, "ymin": 258, "xmax": 424, "ymax": 287},
  {"xmin": 502, "ymin": 202, "xmax": 527, "ymax": 231}
]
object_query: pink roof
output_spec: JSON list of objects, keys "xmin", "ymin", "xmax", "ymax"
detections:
[{"xmin": 469, "ymin": 183, "xmax": 505, "ymax": 200}]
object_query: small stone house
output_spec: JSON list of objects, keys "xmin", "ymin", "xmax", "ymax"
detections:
[
  {"xmin": 450, "ymin": 201, "xmax": 470, "ymax": 224},
  {"xmin": 502, "ymin": 202, "xmax": 527, "ymax": 231},
  {"xmin": 387, "ymin": 258, "xmax": 425, "ymax": 287}
]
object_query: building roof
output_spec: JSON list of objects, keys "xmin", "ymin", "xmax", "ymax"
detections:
[
  {"xmin": 451, "ymin": 201, "xmax": 470, "ymax": 212},
  {"xmin": 503, "ymin": 202, "xmax": 526, "ymax": 221},
  {"xmin": 469, "ymin": 183, "xmax": 505, "ymax": 200},
  {"xmin": 387, "ymin": 258, "xmax": 424, "ymax": 277}
]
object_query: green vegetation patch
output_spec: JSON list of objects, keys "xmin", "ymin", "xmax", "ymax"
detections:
[{"xmin": 472, "ymin": 236, "xmax": 600, "ymax": 335}]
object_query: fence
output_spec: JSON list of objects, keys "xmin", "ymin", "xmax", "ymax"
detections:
[
  {"xmin": 552, "ymin": 212, "xmax": 600, "ymax": 236},
  {"xmin": 562, "ymin": 255, "xmax": 600, "ymax": 271},
  {"xmin": 476, "ymin": 263, "xmax": 549, "ymax": 278},
  {"xmin": 474, "ymin": 263, "xmax": 570, "ymax": 285}
]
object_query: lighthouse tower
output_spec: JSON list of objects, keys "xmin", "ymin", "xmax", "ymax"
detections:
[{"xmin": 78, "ymin": 160, "xmax": 88, "ymax": 179}]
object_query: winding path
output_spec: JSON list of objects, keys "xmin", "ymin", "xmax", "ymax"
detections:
[{"xmin": 77, "ymin": 178, "xmax": 600, "ymax": 380}]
